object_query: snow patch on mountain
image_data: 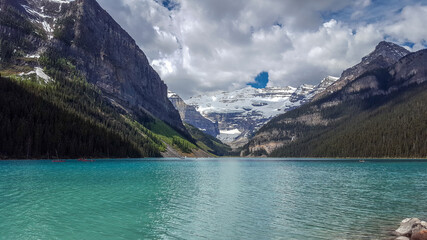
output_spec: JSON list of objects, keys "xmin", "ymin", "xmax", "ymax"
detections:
[
  {"xmin": 21, "ymin": 0, "xmax": 75, "ymax": 39},
  {"xmin": 186, "ymin": 86, "xmax": 298, "ymax": 119},
  {"xmin": 21, "ymin": 5, "xmax": 51, "ymax": 19},
  {"xmin": 35, "ymin": 67, "xmax": 52, "ymax": 83},
  {"xmin": 19, "ymin": 67, "xmax": 53, "ymax": 84},
  {"xmin": 185, "ymin": 76, "xmax": 338, "ymax": 146},
  {"xmin": 220, "ymin": 129, "xmax": 241, "ymax": 135}
]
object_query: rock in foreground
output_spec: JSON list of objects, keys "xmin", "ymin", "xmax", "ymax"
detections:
[{"xmin": 394, "ymin": 218, "xmax": 427, "ymax": 240}]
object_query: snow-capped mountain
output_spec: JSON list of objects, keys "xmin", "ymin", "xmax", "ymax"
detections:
[{"xmin": 185, "ymin": 76, "xmax": 338, "ymax": 146}]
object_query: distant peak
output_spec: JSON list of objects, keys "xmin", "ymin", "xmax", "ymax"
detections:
[
  {"xmin": 323, "ymin": 76, "xmax": 339, "ymax": 81},
  {"xmin": 374, "ymin": 41, "xmax": 410, "ymax": 54},
  {"xmin": 375, "ymin": 41, "xmax": 405, "ymax": 51},
  {"xmin": 362, "ymin": 41, "xmax": 410, "ymax": 64},
  {"xmin": 376, "ymin": 40, "xmax": 394, "ymax": 47},
  {"xmin": 167, "ymin": 90, "xmax": 178, "ymax": 98}
]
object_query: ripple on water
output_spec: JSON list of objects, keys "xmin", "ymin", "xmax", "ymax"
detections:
[{"xmin": 0, "ymin": 160, "xmax": 426, "ymax": 239}]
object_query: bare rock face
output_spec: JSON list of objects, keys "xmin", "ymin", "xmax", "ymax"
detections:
[
  {"xmin": 62, "ymin": 0, "xmax": 185, "ymax": 132},
  {"xmin": 168, "ymin": 91, "xmax": 220, "ymax": 137},
  {"xmin": 391, "ymin": 50, "xmax": 427, "ymax": 86}
]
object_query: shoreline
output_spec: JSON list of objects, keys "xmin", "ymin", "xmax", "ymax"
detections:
[{"xmin": 1, "ymin": 157, "xmax": 427, "ymax": 161}]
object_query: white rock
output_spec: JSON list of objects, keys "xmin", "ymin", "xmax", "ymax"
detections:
[
  {"xmin": 395, "ymin": 237, "xmax": 410, "ymax": 240},
  {"xmin": 395, "ymin": 218, "xmax": 421, "ymax": 236}
]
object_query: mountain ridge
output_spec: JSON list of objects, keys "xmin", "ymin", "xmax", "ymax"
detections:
[
  {"xmin": 313, "ymin": 41, "xmax": 410, "ymax": 101},
  {"xmin": 242, "ymin": 41, "xmax": 427, "ymax": 158}
]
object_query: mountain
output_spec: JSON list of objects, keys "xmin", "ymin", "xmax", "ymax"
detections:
[
  {"xmin": 167, "ymin": 91, "xmax": 233, "ymax": 156},
  {"xmin": 185, "ymin": 76, "xmax": 338, "ymax": 147},
  {"xmin": 168, "ymin": 91, "xmax": 220, "ymax": 137},
  {"xmin": 1, "ymin": 0, "xmax": 185, "ymax": 133},
  {"xmin": 0, "ymin": 0, "xmax": 217, "ymax": 158},
  {"xmin": 242, "ymin": 41, "xmax": 427, "ymax": 158}
]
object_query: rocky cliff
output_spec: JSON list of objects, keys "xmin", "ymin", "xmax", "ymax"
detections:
[
  {"xmin": 0, "ymin": 0, "xmax": 186, "ymax": 133},
  {"xmin": 168, "ymin": 91, "xmax": 220, "ymax": 137}
]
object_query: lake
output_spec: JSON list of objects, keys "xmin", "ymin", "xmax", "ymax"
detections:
[{"xmin": 1, "ymin": 159, "xmax": 426, "ymax": 239}]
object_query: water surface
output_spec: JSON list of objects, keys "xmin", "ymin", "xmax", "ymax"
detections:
[{"xmin": 1, "ymin": 159, "xmax": 426, "ymax": 239}]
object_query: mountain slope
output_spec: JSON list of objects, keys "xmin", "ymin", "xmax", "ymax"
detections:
[
  {"xmin": 0, "ymin": 0, "xmax": 214, "ymax": 158},
  {"xmin": 184, "ymin": 123, "xmax": 232, "ymax": 156},
  {"xmin": 1, "ymin": 0, "xmax": 185, "ymax": 133},
  {"xmin": 167, "ymin": 91, "xmax": 232, "ymax": 156},
  {"xmin": 168, "ymin": 91, "xmax": 220, "ymax": 137},
  {"xmin": 268, "ymin": 82, "xmax": 427, "ymax": 158},
  {"xmin": 243, "ymin": 42, "xmax": 426, "ymax": 158},
  {"xmin": 0, "ymin": 75, "xmax": 161, "ymax": 159},
  {"xmin": 185, "ymin": 76, "xmax": 338, "ymax": 147}
]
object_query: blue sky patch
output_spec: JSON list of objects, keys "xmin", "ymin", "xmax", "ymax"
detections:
[
  {"xmin": 322, "ymin": 0, "xmax": 421, "ymax": 27},
  {"xmin": 248, "ymin": 72, "xmax": 269, "ymax": 89},
  {"xmin": 154, "ymin": 0, "xmax": 179, "ymax": 11},
  {"xmin": 403, "ymin": 41, "xmax": 415, "ymax": 48}
]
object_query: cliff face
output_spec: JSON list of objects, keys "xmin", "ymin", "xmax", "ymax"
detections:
[
  {"xmin": 64, "ymin": 0, "xmax": 185, "ymax": 132},
  {"xmin": 0, "ymin": 0, "xmax": 186, "ymax": 133},
  {"xmin": 168, "ymin": 91, "xmax": 220, "ymax": 137}
]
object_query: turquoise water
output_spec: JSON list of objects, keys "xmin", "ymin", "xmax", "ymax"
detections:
[{"xmin": 1, "ymin": 159, "xmax": 426, "ymax": 240}]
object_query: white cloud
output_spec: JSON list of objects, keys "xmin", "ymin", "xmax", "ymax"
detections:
[
  {"xmin": 97, "ymin": 0, "xmax": 426, "ymax": 98},
  {"xmin": 384, "ymin": 5, "xmax": 427, "ymax": 50}
]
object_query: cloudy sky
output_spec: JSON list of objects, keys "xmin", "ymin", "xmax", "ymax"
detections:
[{"xmin": 98, "ymin": 0, "xmax": 427, "ymax": 98}]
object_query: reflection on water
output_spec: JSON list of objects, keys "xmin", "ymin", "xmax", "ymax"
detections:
[{"xmin": 0, "ymin": 159, "xmax": 426, "ymax": 239}]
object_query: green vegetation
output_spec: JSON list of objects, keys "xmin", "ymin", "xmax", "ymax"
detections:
[
  {"xmin": 147, "ymin": 120, "xmax": 197, "ymax": 154},
  {"xmin": 184, "ymin": 123, "xmax": 233, "ymax": 156},
  {"xmin": 0, "ymin": 76, "xmax": 160, "ymax": 158},
  {"xmin": 0, "ymin": 47, "xmax": 204, "ymax": 158},
  {"xmin": 0, "ymin": 4, "xmax": 224, "ymax": 159},
  {"xmin": 267, "ymin": 83, "xmax": 427, "ymax": 158},
  {"xmin": 0, "ymin": 50, "xmax": 214, "ymax": 158}
]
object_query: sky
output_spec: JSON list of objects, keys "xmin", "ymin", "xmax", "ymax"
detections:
[{"xmin": 97, "ymin": 0, "xmax": 427, "ymax": 98}]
